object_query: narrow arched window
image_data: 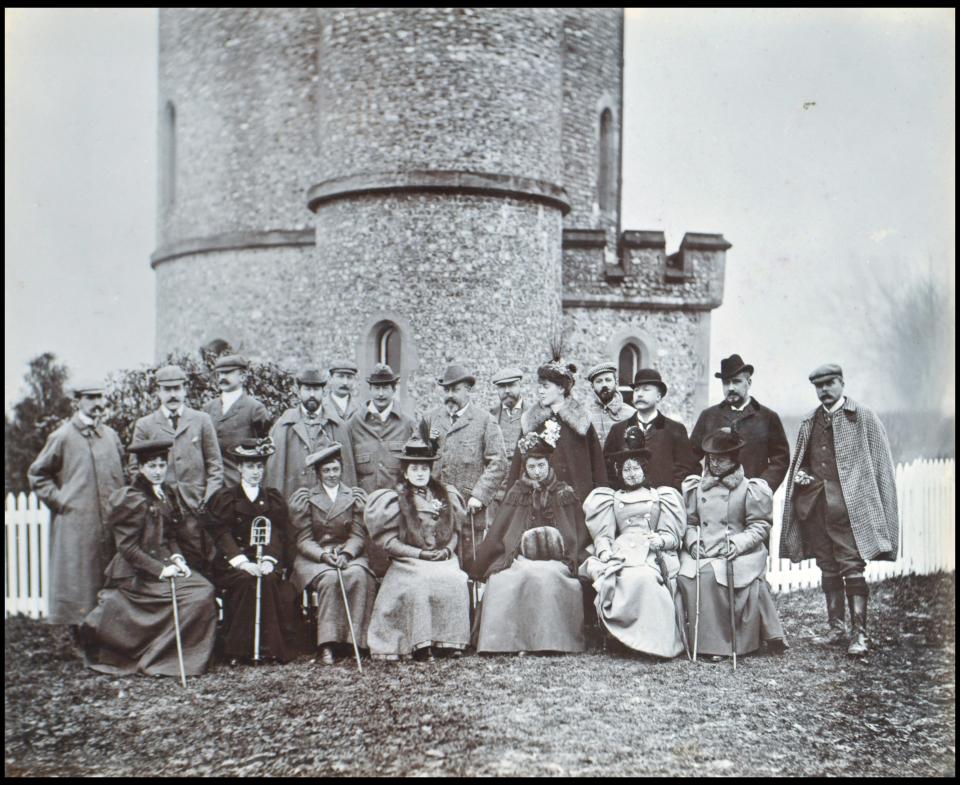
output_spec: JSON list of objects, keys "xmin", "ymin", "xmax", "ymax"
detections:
[
  {"xmin": 618, "ymin": 341, "xmax": 643, "ymax": 387},
  {"xmin": 375, "ymin": 321, "xmax": 402, "ymax": 374},
  {"xmin": 598, "ymin": 108, "xmax": 615, "ymax": 213},
  {"xmin": 160, "ymin": 101, "xmax": 176, "ymax": 207}
]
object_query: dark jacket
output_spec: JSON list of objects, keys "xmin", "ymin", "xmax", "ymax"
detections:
[
  {"xmin": 206, "ymin": 484, "xmax": 288, "ymax": 580},
  {"xmin": 202, "ymin": 393, "xmax": 273, "ymax": 487},
  {"xmin": 689, "ymin": 397, "xmax": 790, "ymax": 492},
  {"xmin": 604, "ymin": 411, "xmax": 698, "ymax": 492}
]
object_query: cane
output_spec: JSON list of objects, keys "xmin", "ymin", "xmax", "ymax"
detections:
[
  {"xmin": 693, "ymin": 523, "xmax": 702, "ymax": 662},
  {"xmin": 469, "ymin": 510, "xmax": 480, "ymax": 612},
  {"xmin": 250, "ymin": 516, "xmax": 272, "ymax": 664},
  {"xmin": 336, "ymin": 565, "xmax": 363, "ymax": 673},
  {"xmin": 725, "ymin": 527, "xmax": 737, "ymax": 672},
  {"xmin": 169, "ymin": 577, "xmax": 188, "ymax": 688}
]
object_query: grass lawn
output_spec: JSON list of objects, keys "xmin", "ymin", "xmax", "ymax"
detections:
[{"xmin": 5, "ymin": 572, "xmax": 955, "ymax": 777}]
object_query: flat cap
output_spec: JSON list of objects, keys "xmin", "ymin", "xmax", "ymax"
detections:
[
  {"xmin": 491, "ymin": 366, "xmax": 524, "ymax": 386},
  {"xmin": 155, "ymin": 365, "xmax": 187, "ymax": 385},
  {"xmin": 328, "ymin": 358, "xmax": 358, "ymax": 375},
  {"xmin": 305, "ymin": 442, "xmax": 342, "ymax": 468},
  {"xmin": 296, "ymin": 368, "xmax": 326, "ymax": 386},
  {"xmin": 213, "ymin": 354, "xmax": 248, "ymax": 371},
  {"xmin": 809, "ymin": 363, "xmax": 843, "ymax": 384},
  {"xmin": 585, "ymin": 362, "xmax": 617, "ymax": 382},
  {"xmin": 71, "ymin": 379, "xmax": 105, "ymax": 397}
]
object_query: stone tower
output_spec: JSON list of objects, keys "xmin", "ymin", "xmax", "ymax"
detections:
[{"xmin": 152, "ymin": 8, "xmax": 728, "ymax": 424}]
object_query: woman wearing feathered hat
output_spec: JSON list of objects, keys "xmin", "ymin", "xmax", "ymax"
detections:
[
  {"xmin": 363, "ymin": 435, "xmax": 471, "ymax": 662},
  {"xmin": 466, "ymin": 423, "xmax": 589, "ymax": 655},
  {"xmin": 207, "ymin": 438, "xmax": 301, "ymax": 664},
  {"xmin": 580, "ymin": 426, "xmax": 688, "ymax": 659}
]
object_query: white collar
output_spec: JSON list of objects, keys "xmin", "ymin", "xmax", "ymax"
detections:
[
  {"xmin": 77, "ymin": 411, "xmax": 97, "ymax": 427},
  {"xmin": 502, "ymin": 398, "xmax": 524, "ymax": 414},
  {"xmin": 368, "ymin": 401, "xmax": 393, "ymax": 421},
  {"xmin": 729, "ymin": 397, "xmax": 752, "ymax": 412},
  {"xmin": 221, "ymin": 388, "xmax": 243, "ymax": 412},
  {"xmin": 636, "ymin": 409, "xmax": 659, "ymax": 424},
  {"xmin": 300, "ymin": 404, "xmax": 321, "ymax": 420},
  {"xmin": 241, "ymin": 481, "xmax": 260, "ymax": 502},
  {"xmin": 331, "ymin": 392, "xmax": 350, "ymax": 408},
  {"xmin": 323, "ymin": 483, "xmax": 339, "ymax": 501},
  {"xmin": 452, "ymin": 403, "xmax": 470, "ymax": 419},
  {"xmin": 824, "ymin": 396, "xmax": 846, "ymax": 414},
  {"xmin": 162, "ymin": 404, "xmax": 185, "ymax": 418}
]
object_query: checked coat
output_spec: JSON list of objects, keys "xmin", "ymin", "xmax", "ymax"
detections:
[{"xmin": 780, "ymin": 397, "xmax": 899, "ymax": 563}]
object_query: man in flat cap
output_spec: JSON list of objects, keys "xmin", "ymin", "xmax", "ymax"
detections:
[
  {"xmin": 29, "ymin": 380, "xmax": 126, "ymax": 636},
  {"xmin": 690, "ymin": 354, "xmax": 790, "ymax": 492},
  {"xmin": 487, "ymin": 366, "xmax": 533, "ymax": 524},
  {"xmin": 604, "ymin": 369, "xmax": 698, "ymax": 492},
  {"xmin": 131, "ymin": 365, "xmax": 223, "ymax": 572},
  {"xmin": 422, "ymin": 362, "xmax": 507, "ymax": 560},
  {"xmin": 584, "ymin": 361, "xmax": 636, "ymax": 449},
  {"xmin": 781, "ymin": 364, "xmax": 899, "ymax": 656},
  {"xmin": 324, "ymin": 358, "xmax": 359, "ymax": 422},
  {"xmin": 202, "ymin": 354, "xmax": 272, "ymax": 487}
]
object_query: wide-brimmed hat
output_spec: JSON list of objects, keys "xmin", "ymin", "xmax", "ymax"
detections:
[
  {"xmin": 155, "ymin": 365, "xmax": 187, "ymax": 386},
  {"xmin": 129, "ymin": 438, "xmax": 173, "ymax": 462},
  {"xmin": 715, "ymin": 354, "xmax": 754, "ymax": 380},
  {"xmin": 366, "ymin": 363, "xmax": 400, "ymax": 385},
  {"xmin": 585, "ymin": 362, "xmax": 617, "ymax": 382},
  {"xmin": 305, "ymin": 442, "xmax": 343, "ymax": 469},
  {"xmin": 71, "ymin": 379, "xmax": 106, "ymax": 398},
  {"xmin": 632, "ymin": 368, "xmax": 668, "ymax": 397},
  {"xmin": 214, "ymin": 354, "xmax": 248, "ymax": 372},
  {"xmin": 809, "ymin": 363, "xmax": 843, "ymax": 384},
  {"xmin": 702, "ymin": 428, "xmax": 746, "ymax": 455},
  {"xmin": 397, "ymin": 435, "xmax": 440, "ymax": 463},
  {"xmin": 517, "ymin": 419, "xmax": 562, "ymax": 458},
  {"xmin": 491, "ymin": 366, "xmax": 524, "ymax": 386},
  {"xmin": 296, "ymin": 368, "xmax": 326, "ymax": 386},
  {"xmin": 437, "ymin": 363, "xmax": 476, "ymax": 388},
  {"xmin": 228, "ymin": 437, "xmax": 276, "ymax": 462}
]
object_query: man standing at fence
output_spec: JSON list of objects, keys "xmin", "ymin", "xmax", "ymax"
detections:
[
  {"xmin": 28, "ymin": 380, "xmax": 126, "ymax": 637},
  {"xmin": 781, "ymin": 364, "xmax": 899, "ymax": 656}
]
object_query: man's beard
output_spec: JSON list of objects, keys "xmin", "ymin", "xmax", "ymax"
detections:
[
  {"xmin": 302, "ymin": 397, "xmax": 321, "ymax": 413},
  {"xmin": 596, "ymin": 387, "xmax": 615, "ymax": 404},
  {"xmin": 500, "ymin": 393, "xmax": 518, "ymax": 409}
]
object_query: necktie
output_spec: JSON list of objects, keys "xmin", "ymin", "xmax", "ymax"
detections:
[{"xmin": 169, "ymin": 412, "xmax": 179, "ymax": 431}]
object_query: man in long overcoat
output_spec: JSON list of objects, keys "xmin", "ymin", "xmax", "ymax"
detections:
[
  {"xmin": 604, "ymin": 369, "xmax": 698, "ymax": 492},
  {"xmin": 781, "ymin": 364, "xmax": 899, "ymax": 656},
  {"xmin": 131, "ymin": 365, "xmax": 223, "ymax": 571},
  {"xmin": 487, "ymin": 366, "xmax": 532, "ymax": 525},
  {"xmin": 29, "ymin": 380, "xmax": 126, "ymax": 630},
  {"xmin": 202, "ymin": 354, "xmax": 272, "ymax": 487},
  {"xmin": 421, "ymin": 363, "xmax": 507, "ymax": 560},
  {"xmin": 690, "ymin": 354, "xmax": 790, "ymax": 492}
]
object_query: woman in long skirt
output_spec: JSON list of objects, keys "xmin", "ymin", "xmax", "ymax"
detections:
[
  {"xmin": 80, "ymin": 438, "xmax": 217, "ymax": 677},
  {"xmin": 364, "ymin": 436, "xmax": 470, "ymax": 662},
  {"xmin": 289, "ymin": 443, "xmax": 377, "ymax": 665},
  {"xmin": 207, "ymin": 438, "xmax": 301, "ymax": 664},
  {"xmin": 467, "ymin": 426, "xmax": 587, "ymax": 654},
  {"xmin": 678, "ymin": 428, "xmax": 787, "ymax": 659},
  {"xmin": 580, "ymin": 431, "xmax": 687, "ymax": 659}
]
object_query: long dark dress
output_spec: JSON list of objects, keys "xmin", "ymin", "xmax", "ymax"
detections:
[
  {"xmin": 207, "ymin": 484, "xmax": 301, "ymax": 662},
  {"xmin": 467, "ymin": 470, "xmax": 587, "ymax": 653},
  {"xmin": 81, "ymin": 476, "xmax": 217, "ymax": 677}
]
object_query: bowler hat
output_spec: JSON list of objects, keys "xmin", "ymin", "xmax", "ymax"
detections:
[
  {"xmin": 715, "ymin": 354, "xmax": 754, "ymax": 380},
  {"xmin": 437, "ymin": 363, "xmax": 476, "ymax": 388},
  {"xmin": 228, "ymin": 437, "xmax": 276, "ymax": 462},
  {"xmin": 155, "ymin": 365, "xmax": 187, "ymax": 385},
  {"xmin": 305, "ymin": 442, "xmax": 343, "ymax": 469},
  {"xmin": 491, "ymin": 366, "xmax": 524, "ymax": 386},
  {"xmin": 366, "ymin": 363, "xmax": 400, "ymax": 385},
  {"xmin": 328, "ymin": 359, "xmax": 358, "ymax": 375},
  {"xmin": 702, "ymin": 428, "xmax": 746, "ymax": 455},
  {"xmin": 214, "ymin": 354, "xmax": 248, "ymax": 372},
  {"xmin": 585, "ymin": 361, "xmax": 618, "ymax": 382},
  {"xmin": 128, "ymin": 438, "xmax": 173, "ymax": 462},
  {"xmin": 809, "ymin": 363, "xmax": 843, "ymax": 384},
  {"xmin": 632, "ymin": 368, "xmax": 668, "ymax": 397},
  {"xmin": 71, "ymin": 379, "xmax": 105, "ymax": 398},
  {"xmin": 296, "ymin": 368, "xmax": 326, "ymax": 386},
  {"xmin": 397, "ymin": 435, "xmax": 440, "ymax": 463}
]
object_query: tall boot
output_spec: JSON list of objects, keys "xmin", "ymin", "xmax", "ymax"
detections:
[
  {"xmin": 813, "ymin": 576, "xmax": 847, "ymax": 644},
  {"xmin": 847, "ymin": 594, "xmax": 869, "ymax": 656}
]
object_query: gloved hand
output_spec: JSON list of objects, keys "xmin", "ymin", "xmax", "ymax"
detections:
[
  {"xmin": 238, "ymin": 561, "xmax": 262, "ymax": 577},
  {"xmin": 725, "ymin": 540, "xmax": 739, "ymax": 561},
  {"xmin": 419, "ymin": 549, "xmax": 448, "ymax": 562},
  {"xmin": 159, "ymin": 564, "xmax": 181, "ymax": 580},
  {"xmin": 597, "ymin": 549, "xmax": 613, "ymax": 563},
  {"xmin": 259, "ymin": 560, "xmax": 275, "ymax": 576},
  {"xmin": 352, "ymin": 487, "xmax": 368, "ymax": 510},
  {"xmin": 170, "ymin": 554, "xmax": 191, "ymax": 577},
  {"xmin": 467, "ymin": 497, "xmax": 484, "ymax": 513},
  {"xmin": 321, "ymin": 552, "xmax": 340, "ymax": 568},
  {"xmin": 336, "ymin": 553, "xmax": 351, "ymax": 569}
]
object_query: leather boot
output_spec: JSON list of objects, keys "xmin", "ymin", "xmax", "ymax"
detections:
[
  {"xmin": 319, "ymin": 645, "xmax": 335, "ymax": 665},
  {"xmin": 847, "ymin": 594, "xmax": 869, "ymax": 656},
  {"xmin": 813, "ymin": 590, "xmax": 847, "ymax": 644}
]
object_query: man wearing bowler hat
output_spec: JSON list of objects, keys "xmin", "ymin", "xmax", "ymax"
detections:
[
  {"xmin": 131, "ymin": 365, "xmax": 223, "ymax": 572},
  {"xmin": 584, "ymin": 361, "xmax": 636, "ymax": 448},
  {"xmin": 202, "ymin": 354, "xmax": 273, "ymax": 488},
  {"xmin": 29, "ymin": 379, "xmax": 126, "ymax": 635},
  {"xmin": 690, "ymin": 354, "xmax": 790, "ymax": 492},
  {"xmin": 781, "ymin": 364, "xmax": 899, "ymax": 657},
  {"xmin": 421, "ymin": 362, "xmax": 507, "ymax": 559},
  {"xmin": 487, "ymin": 366, "xmax": 533, "ymax": 524},
  {"xmin": 604, "ymin": 369, "xmax": 697, "ymax": 492}
]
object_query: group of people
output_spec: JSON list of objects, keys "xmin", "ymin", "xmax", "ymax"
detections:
[{"xmin": 27, "ymin": 349, "xmax": 899, "ymax": 678}]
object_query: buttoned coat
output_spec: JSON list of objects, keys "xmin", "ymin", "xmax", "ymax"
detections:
[
  {"xmin": 131, "ymin": 407, "xmax": 223, "ymax": 513},
  {"xmin": 206, "ymin": 484, "xmax": 287, "ymax": 575},
  {"xmin": 266, "ymin": 407, "xmax": 325, "ymax": 504},
  {"xmin": 585, "ymin": 391, "xmax": 637, "ymax": 449},
  {"xmin": 202, "ymin": 392, "xmax": 272, "ymax": 487},
  {"xmin": 690, "ymin": 397, "xmax": 790, "ymax": 492},
  {"xmin": 323, "ymin": 392, "xmax": 359, "ymax": 422},
  {"xmin": 317, "ymin": 402, "xmax": 358, "ymax": 487},
  {"xmin": 347, "ymin": 404, "xmax": 417, "ymax": 493},
  {"xmin": 28, "ymin": 414, "xmax": 126, "ymax": 624},
  {"xmin": 489, "ymin": 399, "xmax": 533, "ymax": 460},
  {"xmin": 421, "ymin": 402, "xmax": 507, "ymax": 506},
  {"xmin": 780, "ymin": 397, "xmax": 899, "ymax": 563},
  {"xmin": 604, "ymin": 411, "xmax": 698, "ymax": 492}
]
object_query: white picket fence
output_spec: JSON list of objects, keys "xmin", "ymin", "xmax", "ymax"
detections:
[{"xmin": 5, "ymin": 459, "xmax": 956, "ymax": 618}]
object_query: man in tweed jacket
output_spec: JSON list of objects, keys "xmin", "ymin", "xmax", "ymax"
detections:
[{"xmin": 780, "ymin": 364, "xmax": 898, "ymax": 656}]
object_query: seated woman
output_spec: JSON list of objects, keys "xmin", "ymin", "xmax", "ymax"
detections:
[
  {"xmin": 467, "ymin": 426, "xmax": 587, "ymax": 655},
  {"xmin": 80, "ymin": 438, "xmax": 217, "ymax": 677},
  {"xmin": 207, "ymin": 438, "xmax": 300, "ymax": 665},
  {"xmin": 678, "ymin": 428, "xmax": 787, "ymax": 659},
  {"xmin": 364, "ymin": 436, "xmax": 471, "ymax": 662},
  {"xmin": 580, "ymin": 428, "xmax": 688, "ymax": 659},
  {"xmin": 289, "ymin": 443, "xmax": 377, "ymax": 666}
]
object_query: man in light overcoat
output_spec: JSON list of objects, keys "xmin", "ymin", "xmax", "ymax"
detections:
[
  {"xmin": 781, "ymin": 364, "xmax": 899, "ymax": 656},
  {"xmin": 28, "ymin": 380, "xmax": 126, "ymax": 630},
  {"xmin": 486, "ymin": 366, "xmax": 532, "ymax": 525}
]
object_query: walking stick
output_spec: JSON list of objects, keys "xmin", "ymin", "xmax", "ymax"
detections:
[
  {"xmin": 336, "ymin": 565, "xmax": 363, "ymax": 673},
  {"xmin": 249, "ymin": 516, "xmax": 272, "ymax": 664},
  {"xmin": 725, "ymin": 527, "xmax": 737, "ymax": 672},
  {"xmin": 655, "ymin": 549, "xmax": 691, "ymax": 660},
  {"xmin": 693, "ymin": 523, "xmax": 702, "ymax": 662},
  {"xmin": 469, "ymin": 510, "xmax": 480, "ymax": 612},
  {"xmin": 169, "ymin": 576, "xmax": 187, "ymax": 688}
]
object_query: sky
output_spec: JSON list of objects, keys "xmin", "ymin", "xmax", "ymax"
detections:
[{"xmin": 5, "ymin": 8, "xmax": 956, "ymax": 415}]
